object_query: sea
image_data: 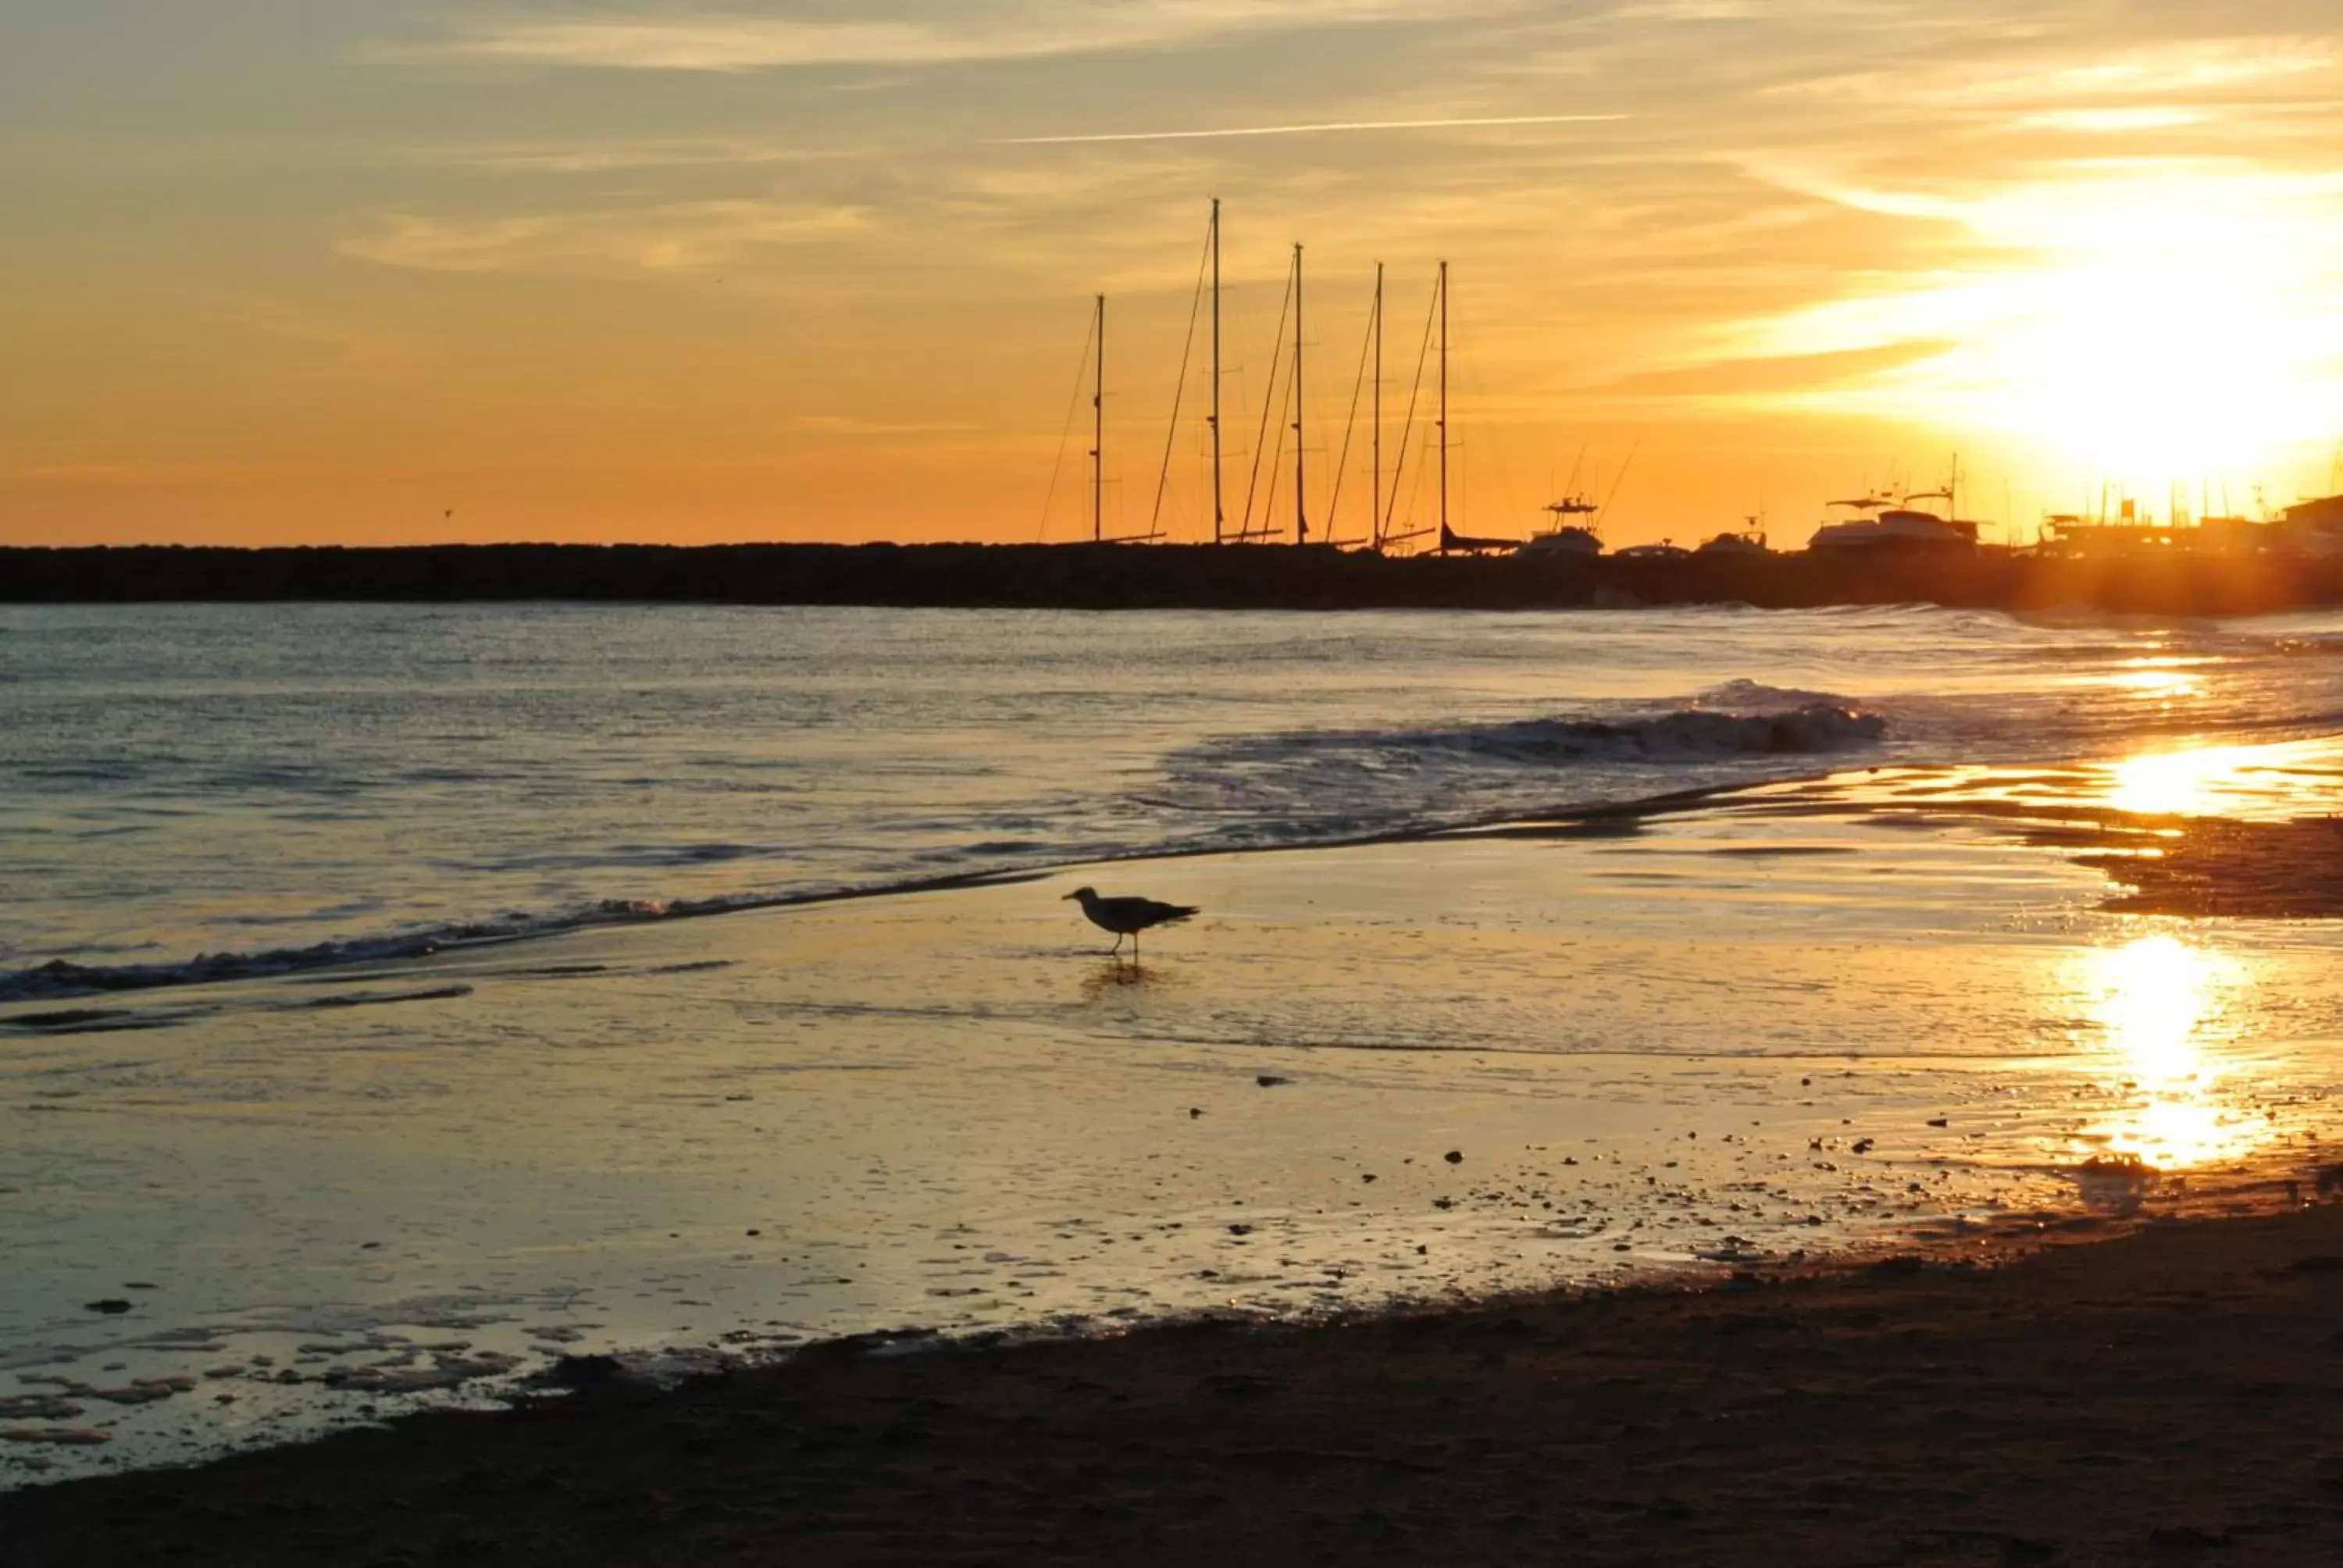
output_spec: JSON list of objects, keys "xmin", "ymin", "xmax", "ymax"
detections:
[
  {"xmin": 9, "ymin": 600, "xmax": 2343, "ymax": 992},
  {"xmin": 8, "ymin": 600, "xmax": 2343, "ymax": 1482}
]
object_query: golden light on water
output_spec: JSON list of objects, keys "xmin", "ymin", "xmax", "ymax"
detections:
[
  {"xmin": 2108, "ymin": 745, "xmax": 2255, "ymax": 816},
  {"xmin": 2109, "ymin": 656, "xmax": 2193, "ymax": 698},
  {"xmin": 2083, "ymin": 934, "xmax": 2265, "ymax": 1171}
]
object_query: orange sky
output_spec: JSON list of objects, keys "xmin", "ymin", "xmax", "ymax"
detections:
[{"xmin": 7, "ymin": 2, "xmax": 2343, "ymax": 549}]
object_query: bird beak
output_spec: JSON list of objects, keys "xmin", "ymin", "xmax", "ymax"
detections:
[{"xmin": 1060, "ymin": 893, "xmax": 1076, "ymax": 900}]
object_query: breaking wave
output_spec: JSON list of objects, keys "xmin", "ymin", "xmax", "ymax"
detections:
[
  {"xmin": 3, "ymin": 697, "xmax": 1888, "ymax": 1004},
  {"xmin": 1186, "ymin": 699, "xmax": 1885, "ymax": 774},
  {"xmin": 0, "ymin": 872, "xmax": 1042, "ymax": 1004},
  {"xmin": 1410, "ymin": 702, "xmax": 1886, "ymax": 763}
]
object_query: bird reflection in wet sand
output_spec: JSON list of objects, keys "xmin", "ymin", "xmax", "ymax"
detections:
[
  {"xmin": 1063, "ymin": 886, "xmax": 1200, "ymax": 961},
  {"xmin": 1082, "ymin": 960, "xmax": 1157, "ymax": 996}
]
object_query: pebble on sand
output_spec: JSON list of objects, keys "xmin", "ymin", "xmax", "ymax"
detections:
[
  {"xmin": 0, "ymin": 1427, "xmax": 112, "ymax": 1446},
  {"xmin": 0, "ymin": 1397, "xmax": 84, "ymax": 1422}
]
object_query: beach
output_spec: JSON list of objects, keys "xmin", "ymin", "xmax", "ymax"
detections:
[
  {"xmin": 8, "ymin": 604, "xmax": 2343, "ymax": 1559},
  {"xmin": 12, "ymin": 1181, "xmax": 2343, "ymax": 1563},
  {"xmin": 25, "ymin": 0, "xmax": 2343, "ymax": 1554}
]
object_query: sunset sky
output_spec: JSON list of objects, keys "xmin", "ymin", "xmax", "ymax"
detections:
[{"xmin": 9, "ymin": 1, "xmax": 2343, "ymax": 547}]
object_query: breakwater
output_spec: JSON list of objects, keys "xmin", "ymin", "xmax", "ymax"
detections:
[{"xmin": 5, "ymin": 543, "xmax": 2341, "ymax": 615}]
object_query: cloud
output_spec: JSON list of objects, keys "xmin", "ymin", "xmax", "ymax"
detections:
[
  {"xmin": 1774, "ymin": 36, "xmax": 2338, "ymax": 109},
  {"xmin": 992, "ymin": 113, "xmax": 1624, "ymax": 145},
  {"xmin": 2014, "ymin": 106, "xmax": 2211, "ymax": 134},
  {"xmin": 1737, "ymin": 162, "xmax": 1968, "ymax": 224},
  {"xmin": 340, "ymin": 201, "xmax": 869, "ymax": 275},
  {"xmin": 799, "ymin": 415, "xmax": 979, "ymax": 436},
  {"xmin": 390, "ymin": 2, "xmax": 1467, "ymax": 73},
  {"xmin": 444, "ymin": 141, "xmax": 844, "ymax": 174}
]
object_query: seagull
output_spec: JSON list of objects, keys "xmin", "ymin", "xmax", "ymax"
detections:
[{"xmin": 1063, "ymin": 886, "xmax": 1200, "ymax": 959}]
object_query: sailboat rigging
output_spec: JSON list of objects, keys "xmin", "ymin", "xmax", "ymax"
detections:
[
  {"xmin": 1210, "ymin": 198, "xmax": 1224, "ymax": 543},
  {"xmin": 1147, "ymin": 216, "xmax": 1218, "ymax": 540},
  {"xmin": 1076, "ymin": 292, "xmax": 1164, "ymax": 545},
  {"xmin": 1432, "ymin": 262, "xmax": 1521, "ymax": 555},
  {"xmin": 1322, "ymin": 262, "xmax": 1382, "ymax": 549},
  {"xmin": 1235, "ymin": 255, "xmax": 1293, "ymax": 543},
  {"xmin": 1293, "ymin": 244, "xmax": 1307, "ymax": 544},
  {"xmin": 1377, "ymin": 271, "xmax": 1443, "ymax": 553},
  {"xmin": 1090, "ymin": 294, "xmax": 1104, "ymax": 543},
  {"xmin": 1049, "ymin": 203, "xmax": 1543, "ymax": 553}
]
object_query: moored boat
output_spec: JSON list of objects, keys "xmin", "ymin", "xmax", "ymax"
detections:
[
  {"xmin": 1514, "ymin": 498, "xmax": 1604, "ymax": 558},
  {"xmin": 1807, "ymin": 492, "xmax": 1977, "ymax": 554},
  {"xmin": 1696, "ymin": 520, "xmax": 1772, "ymax": 557}
]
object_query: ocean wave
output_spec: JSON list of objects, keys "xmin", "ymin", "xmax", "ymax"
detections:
[
  {"xmin": 2, "ymin": 704, "xmax": 1883, "ymax": 1005},
  {"xmin": 1428, "ymin": 706, "xmax": 1885, "ymax": 763},
  {"xmin": 2010, "ymin": 606, "xmax": 2226, "ymax": 633},
  {"xmin": 0, "ymin": 868, "xmax": 1050, "ymax": 1004},
  {"xmin": 1204, "ymin": 702, "xmax": 1885, "ymax": 771}
]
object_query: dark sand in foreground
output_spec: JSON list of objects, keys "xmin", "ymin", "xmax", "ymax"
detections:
[{"xmin": 12, "ymin": 1194, "xmax": 2343, "ymax": 1566}]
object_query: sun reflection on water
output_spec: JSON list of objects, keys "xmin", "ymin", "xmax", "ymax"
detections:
[
  {"xmin": 2081, "ymin": 934, "xmax": 2265, "ymax": 1171},
  {"xmin": 2106, "ymin": 658, "xmax": 2205, "ymax": 700},
  {"xmin": 2107, "ymin": 746, "xmax": 2255, "ymax": 816}
]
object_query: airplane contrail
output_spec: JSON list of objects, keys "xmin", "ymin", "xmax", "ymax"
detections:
[{"xmin": 993, "ymin": 114, "xmax": 1626, "ymax": 145}]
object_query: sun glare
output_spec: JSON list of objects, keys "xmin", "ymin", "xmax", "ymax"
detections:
[
  {"xmin": 2107, "ymin": 744, "xmax": 2255, "ymax": 816},
  {"xmin": 2084, "ymin": 935, "xmax": 2263, "ymax": 1170},
  {"xmin": 1749, "ymin": 165, "xmax": 2343, "ymax": 490},
  {"xmin": 2105, "ymin": 657, "xmax": 2204, "ymax": 700}
]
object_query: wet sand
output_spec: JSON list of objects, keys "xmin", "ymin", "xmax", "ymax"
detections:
[
  {"xmin": 2082, "ymin": 815, "xmax": 2343, "ymax": 919},
  {"xmin": 11, "ymin": 1195, "xmax": 2343, "ymax": 1566}
]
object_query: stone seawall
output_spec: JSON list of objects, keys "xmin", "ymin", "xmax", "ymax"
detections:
[{"xmin": 5, "ymin": 543, "xmax": 2340, "ymax": 616}]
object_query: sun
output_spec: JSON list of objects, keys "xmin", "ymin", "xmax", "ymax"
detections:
[
  {"xmin": 1936, "ymin": 169, "xmax": 2343, "ymax": 479},
  {"xmin": 1741, "ymin": 162, "xmax": 2343, "ymax": 497}
]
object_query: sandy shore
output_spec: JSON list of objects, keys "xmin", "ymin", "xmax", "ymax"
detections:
[
  {"xmin": 9, "ymin": 743, "xmax": 2343, "ymax": 1558},
  {"xmin": 9, "ymin": 1195, "xmax": 2343, "ymax": 1565}
]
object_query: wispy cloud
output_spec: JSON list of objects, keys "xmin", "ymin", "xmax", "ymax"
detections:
[
  {"xmin": 1774, "ymin": 36, "xmax": 2338, "ymax": 108},
  {"xmin": 341, "ymin": 201, "xmax": 868, "ymax": 275},
  {"xmin": 993, "ymin": 113, "xmax": 1624, "ymax": 145},
  {"xmin": 2013, "ymin": 106, "xmax": 2211, "ymax": 134},
  {"xmin": 800, "ymin": 415, "xmax": 979, "ymax": 437},
  {"xmin": 443, "ymin": 141, "xmax": 845, "ymax": 174},
  {"xmin": 389, "ymin": 2, "xmax": 1469, "ymax": 73}
]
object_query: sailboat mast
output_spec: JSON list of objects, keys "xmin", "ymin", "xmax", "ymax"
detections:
[
  {"xmin": 1437, "ymin": 259, "xmax": 1449, "ymax": 543},
  {"xmin": 1092, "ymin": 294, "xmax": 1104, "ymax": 544},
  {"xmin": 1371, "ymin": 262, "xmax": 1383, "ymax": 551},
  {"xmin": 1293, "ymin": 243, "xmax": 1307, "ymax": 545},
  {"xmin": 1210, "ymin": 199, "xmax": 1224, "ymax": 545}
]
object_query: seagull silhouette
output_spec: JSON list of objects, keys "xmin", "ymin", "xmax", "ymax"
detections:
[{"xmin": 1063, "ymin": 886, "xmax": 1200, "ymax": 959}]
